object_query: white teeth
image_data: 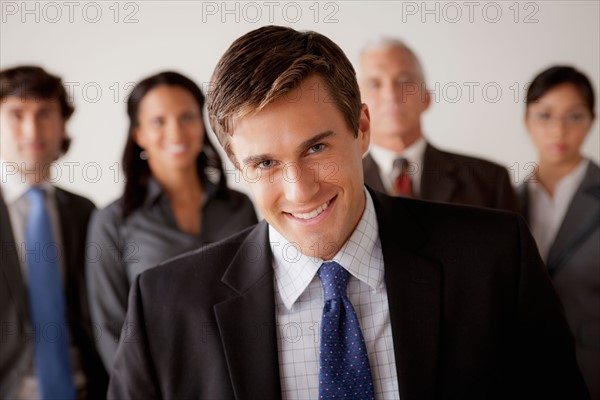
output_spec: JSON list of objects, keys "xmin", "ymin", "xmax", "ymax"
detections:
[
  {"xmin": 166, "ymin": 144, "xmax": 187, "ymax": 154},
  {"xmin": 291, "ymin": 200, "xmax": 330, "ymax": 220}
]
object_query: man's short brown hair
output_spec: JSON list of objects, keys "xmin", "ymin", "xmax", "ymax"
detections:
[
  {"xmin": 207, "ymin": 25, "xmax": 362, "ymax": 164},
  {"xmin": 0, "ymin": 65, "xmax": 75, "ymax": 120}
]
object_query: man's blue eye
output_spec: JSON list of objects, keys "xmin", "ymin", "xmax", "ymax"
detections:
[
  {"xmin": 258, "ymin": 160, "xmax": 274, "ymax": 169},
  {"xmin": 537, "ymin": 112, "xmax": 551, "ymax": 120},
  {"xmin": 309, "ymin": 144, "xmax": 325, "ymax": 153}
]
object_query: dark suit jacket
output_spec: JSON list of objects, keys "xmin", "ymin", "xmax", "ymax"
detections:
[
  {"xmin": 0, "ymin": 187, "xmax": 108, "ymax": 399},
  {"xmin": 518, "ymin": 161, "xmax": 600, "ymax": 399},
  {"xmin": 109, "ymin": 189, "xmax": 588, "ymax": 399},
  {"xmin": 363, "ymin": 143, "xmax": 519, "ymax": 211}
]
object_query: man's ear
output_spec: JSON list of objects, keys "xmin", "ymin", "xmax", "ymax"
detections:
[
  {"xmin": 358, "ymin": 103, "xmax": 371, "ymax": 155},
  {"xmin": 60, "ymin": 136, "xmax": 71, "ymax": 155},
  {"xmin": 421, "ymin": 89, "xmax": 431, "ymax": 112},
  {"xmin": 58, "ymin": 121, "xmax": 70, "ymax": 156}
]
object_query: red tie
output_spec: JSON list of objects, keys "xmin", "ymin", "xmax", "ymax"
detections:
[{"xmin": 393, "ymin": 157, "xmax": 413, "ymax": 197}]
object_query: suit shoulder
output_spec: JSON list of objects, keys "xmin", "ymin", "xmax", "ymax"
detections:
[
  {"xmin": 410, "ymin": 194, "xmax": 517, "ymax": 220},
  {"xmin": 413, "ymin": 198, "xmax": 524, "ymax": 245},
  {"xmin": 55, "ymin": 186, "xmax": 96, "ymax": 214},
  {"xmin": 92, "ymin": 197, "xmax": 124, "ymax": 221},
  {"xmin": 584, "ymin": 160, "xmax": 600, "ymax": 185},
  {"xmin": 207, "ymin": 188, "xmax": 258, "ymax": 230},
  {"xmin": 221, "ymin": 188, "xmax": 255, "ymax": 211},
  {"xmin": 86, "ymin": 197, "xmax": 126, "ymax": 242},
  {"xmin": 377, "ymin": 190, "xmax": 518, "ymax": 226},
  {"xmin": 138, "ymin": 224, "xmax": 257, "ymax": 287},
  {"xmin": 435, "ymin": 148, "xmax": 507, "ymax": 172},
  {"xmin": 227, "ymin": 187, "xmax": 252, "ymax": 202},
  {"xmin": 516, "ymin": 181, "xmax": 527, "ymax": 198}
]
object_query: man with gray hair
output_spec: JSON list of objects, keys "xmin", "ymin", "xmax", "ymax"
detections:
[{"xmin": 359, "ymin": 38, "xmax": 518, "ymax": 210}]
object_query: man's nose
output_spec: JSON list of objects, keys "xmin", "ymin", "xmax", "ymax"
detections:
[{"xmin": 282, "ymin": 162, "xmax": 320, "ymax": 205}]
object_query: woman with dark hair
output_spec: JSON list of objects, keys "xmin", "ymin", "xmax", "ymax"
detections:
[
  {"xmin": 85, "ymin": 71, "xmax": 257, "ymax": 370},
  {"xmin": 519, "ymin": 65, "xmax": 599, "ymax": 399}
]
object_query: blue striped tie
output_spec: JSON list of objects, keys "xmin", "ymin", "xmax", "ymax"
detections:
[
  {"xmin": 317, "ymin": 261, "xmax": 374, "ymax": 399},
  {"xmin": 25, "ymin": 188, "xmax": 76, "ymax": 400}
]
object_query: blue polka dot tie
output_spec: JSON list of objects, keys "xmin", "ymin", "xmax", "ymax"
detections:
[
  {"xmin": 25, "ymin": 188, "xmax": 76, "ymax": 400},
  {"xmin": 317, "ymin": 261, "xmax": 374, "ymax": 399}
]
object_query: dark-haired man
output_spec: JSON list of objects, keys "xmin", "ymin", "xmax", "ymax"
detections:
[
  {"xmin": 109, "ymin": 27, "xmax": 588, "ymax": 399},
  {"xmin": 0, "ymin": 66, "xmax": 108, "ymax": 399}
]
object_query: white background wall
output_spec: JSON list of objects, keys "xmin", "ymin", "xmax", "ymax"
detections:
[{"xmin": 2, "ymin": 0, "xmax": 599, "ymax": 208}]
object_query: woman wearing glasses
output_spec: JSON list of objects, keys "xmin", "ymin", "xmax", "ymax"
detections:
[{"xmin": 519, "ymin": 65, "xmax": 599, "ymax": 399}]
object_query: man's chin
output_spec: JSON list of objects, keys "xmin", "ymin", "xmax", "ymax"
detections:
[
  {"xmin": 16, "ymin": 159, "xmax": 54, "ymax": 179},
  {"xmin": 298, "ymin": 236, "xmax": 342, "ymax": 260},
  {"xmin": 377, "ymin": 125, "xmax": 411, "ymax": 137}
]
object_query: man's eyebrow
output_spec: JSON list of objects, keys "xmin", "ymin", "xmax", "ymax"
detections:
[
  {"xmin": 297, "ymin": 131, "xmax": 335, "ymax": 153},
  {"xmin": 241, "ymin": 131, "xmax": 336, "ymax": 167},
  {"xmin": 242, "ymin": 153, "xmax": 276, "ymax": 167}
]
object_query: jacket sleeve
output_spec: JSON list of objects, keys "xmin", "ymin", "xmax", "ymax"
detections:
[
  {"xmin": 108, "ymin": 275, "xmax": 161, "ymax": 399},
  {"xmin": 85, "ymin": 207, "xmax": 131, "ymax": 371},
  {"xmin": 514, "ymin": 215, "xmax": 590, "ymax": 398}
]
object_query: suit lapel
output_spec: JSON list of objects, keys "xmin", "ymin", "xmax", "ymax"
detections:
[
  {"xmin": 371, "ymin": 190, "xmax": 442, "ymax": 399},
  {"xmin": 363, "ymin": 153, "xmax": 387, "ymax": 193},
  {"xmin": 546, "ymin": 162, "xmax": 600, "ymax": 275},
  {"xmin": 420, "ymin": 144, "xmax": 458, "ymax": 203},
  {"xmin": 0, "ymin": 190, "xmax": 29, "ymax": 328},
  {"xmin": 214, "ymin": 192, "xmax": 443, "ymax": 399},
  {"xmin": 214, "ymin": 221, "xmax": 281, "ymax": 399},
  {"xmin": 54, "ymin": 188, "xmax": 84, "ymax": 328},
  {"xmin": 55, "ymin": 189, "xmax": 74, "ymax": 286}
]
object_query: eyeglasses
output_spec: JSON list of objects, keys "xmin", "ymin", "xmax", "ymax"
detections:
[{"xmin": 528, "ymin": 112, "xmax": 592, "ymax": 127}]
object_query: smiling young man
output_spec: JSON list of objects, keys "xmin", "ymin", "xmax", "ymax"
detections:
[
  {"xmin": 230, "ymin": 73, "xmax": 370, "ymax": 262},
  {"xmin": 109, "ymin": 26, "xmax": 589, "ymax": 399}
]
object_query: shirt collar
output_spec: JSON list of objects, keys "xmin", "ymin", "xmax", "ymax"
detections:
[
  {"xmin": 144, "ymin": 176, "xmax": 218, "ymax": 207},
  {"xmin": 368, "ymin": 137, "xmax": 427, "ymax": 179},
  {"xmin": 554, "ymin": 159, "xmax": 589, "ymax": 195},
  {"xmin": 1, "ymin": 158, "xmax": 55, "ymax": 204},
  {"xmin": 145, "ymin": 177, "xmax": 164, "ymax": 205},
  {"xmin": 270, "ymin": 188, "xmax": 384, "ymax": 310},
  {"xmin": 528, "ymin": 159, "xmax": 589, "ymax": 200}
]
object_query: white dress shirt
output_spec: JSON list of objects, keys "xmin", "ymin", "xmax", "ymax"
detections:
[
  {"xmin": 1, "ymin": 162, "xmax": 65, "ymax": 282},
  {"xmin": 270, "ymin": 189, "xmax": 400, "ymax": 399},
  {"xmin": 527, "ymin": 159, "xmax": 589, "ymax": 261},
  {"xmin": 368, "ymin": 138, "xmax": 427, "ymax": 197}
]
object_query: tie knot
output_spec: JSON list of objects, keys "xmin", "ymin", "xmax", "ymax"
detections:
[
  {"xmin": 317, "ymin": 261, "xmax": 349, "ymax": 300},
  {"xmin": 392, "ymin": 157, "xmax": 414, "ymax": 197},
  {"xmin": 393, "ymin": 157, "xmax": 409, "ymax": 171},
  {"xmin": 26, "ymin": 187, "xmax": 46, "ymax": 207}
]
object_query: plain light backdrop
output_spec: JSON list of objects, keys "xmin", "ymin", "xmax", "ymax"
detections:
[{"xmin": 1, "ymin": 0, "xmax": 599, "ymax": 208}]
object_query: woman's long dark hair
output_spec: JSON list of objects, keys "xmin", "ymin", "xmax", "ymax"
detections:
[{"xmin": 122, "ymin": 71, "xmax": 228, "ymax": 218}]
